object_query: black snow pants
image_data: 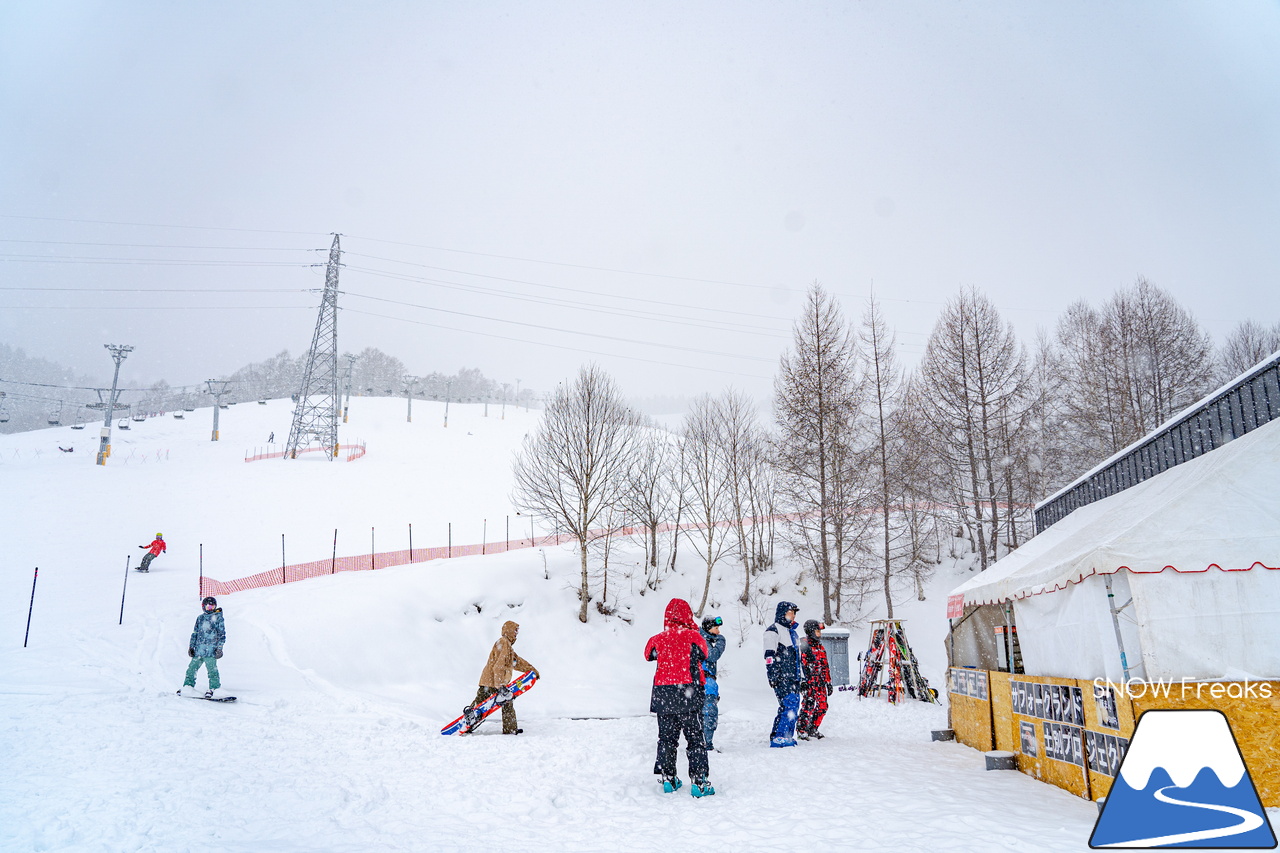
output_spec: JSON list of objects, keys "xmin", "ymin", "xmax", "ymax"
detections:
[
  {"xmin": 139, "ymin": 552, "xmax": 157, "ymax": 571},
  {"xmin": 654, "ymin": 710, "xmax": 709, "ymax": 781}
]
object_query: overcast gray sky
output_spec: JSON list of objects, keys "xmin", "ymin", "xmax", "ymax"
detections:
[{"xmin": 2, "ymin": 1, "xmax": 1278, "ymax": 405}]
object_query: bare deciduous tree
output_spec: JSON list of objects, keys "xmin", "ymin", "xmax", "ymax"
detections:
[
  {"xmin": 916, "ymin": 286, "xmax": 1031, "ymax": 571},
  {"xmin": 621, "ymin": 422, "xmax": 678, "ymax": 589},
  {"xmin": 511, "ymin": 364, "xmax": 639, "ymax": 622},
  {"xmin": 774, "ymin": 283, "xmax": 864, "ymax": 621},
  {"xmin": 681, "ymin": 394, "xmax": 736, "ymax": 619},
  {"xmin": 1052, "ymin": 278, "xmax": 1213, "ymax": 471},
  {"xmin": 1218, "ymin": 319, "xmax": 1280, "ymax": 383},
  {"xmin": 858, "ymin": 293, "xmax": 903, "ymax": 616}
]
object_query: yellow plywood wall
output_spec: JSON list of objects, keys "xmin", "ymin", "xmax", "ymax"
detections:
[
  {"xmin": 989, "ymin": 671, "xmax": 1015, "ymax": 753},
  {"xmin": 1132, "ymin": 680, "xmax": 1280, "ymax": 807},
  {"xmin": 1081, "ymin": 679, "xmax": 1136, "ymax": 800},
  {"xmin": 1001, "ymin": 674, "xmax": 1092, "ymax": 800},
  {"xmin": 947, "ymin": 668, "xmax": 993, "ymax": 753}
]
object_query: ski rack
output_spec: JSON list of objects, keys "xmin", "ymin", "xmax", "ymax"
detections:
[{"xmin": 856, "ymin": 619, "xmax": 939, "ymax": 705}]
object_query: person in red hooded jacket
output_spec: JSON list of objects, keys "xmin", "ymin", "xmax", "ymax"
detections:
[{"xmin": 644, "ymin": 598, "xmax": 714, "ymax": 797}]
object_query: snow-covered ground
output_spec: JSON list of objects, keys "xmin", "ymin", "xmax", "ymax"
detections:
[{"xmin": 0, "ymin": 398, "xmax": 1107, "ymax": 851}]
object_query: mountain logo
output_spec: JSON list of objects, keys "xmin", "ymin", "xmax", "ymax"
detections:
[{"xmin": 1090, "ymin": 709, "xmax": 1276, "ymax": 848}]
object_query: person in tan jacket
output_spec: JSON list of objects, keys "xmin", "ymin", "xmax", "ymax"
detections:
[{"xmin": 467, "ymin": 620, "xmax": 539, "ymax": 734}]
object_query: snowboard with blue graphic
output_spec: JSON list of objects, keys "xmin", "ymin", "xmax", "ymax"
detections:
[{"xmin": 441, "ymin": 670, "xmax": 538, "ymax": 736}]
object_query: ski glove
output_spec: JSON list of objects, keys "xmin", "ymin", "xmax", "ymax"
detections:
[
  {"xmin": 214, "ymin": 649, "xmax": 223, "ymax": 659},
  {"xmin": 765, "ymin": 656, "xmax": 775, "ymax": 667},
  {"xmin": 826, "ymin": 684, "xmax": 833, "ymax": 696},
  {"xmin": 530, "ymin": 668, "xmax": 540, "ymax": 678},
  {"xmin": 188, "ymin": 648, "xmax": 195, "ymax": 658}
]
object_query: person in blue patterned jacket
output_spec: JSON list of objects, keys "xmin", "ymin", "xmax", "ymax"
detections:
[
  {"xmin": 763, "ymin": 600, "xmax": 802, "ymax": 747},
  {"xmin": 178, "ymin": 597, "xmax": 225, "ymax": 699},
  {"xmin": 700, "ymin": 615, "xmax": 727, "ymax": 751}
]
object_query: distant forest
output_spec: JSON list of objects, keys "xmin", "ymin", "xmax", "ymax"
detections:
[{"xmin": 0, "ymin": 345, "xmax": 533, "ymax": 435}]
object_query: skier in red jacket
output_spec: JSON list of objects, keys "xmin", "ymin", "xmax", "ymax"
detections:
[
  {"xmin": 798, "ymin": 619, "xmax": 833, "ymax": 739},
  {"xmin": 644, "ymin": 598, "xmax": 714, "ymax": 797},
  {"xmin": 138, "ymin": 533, "xmax": 166, "ymax": 572}
]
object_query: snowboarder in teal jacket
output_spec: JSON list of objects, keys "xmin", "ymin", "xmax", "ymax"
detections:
[{"xmin": 178, "ymin": 597, "xmax": 225, "ymax": 698}]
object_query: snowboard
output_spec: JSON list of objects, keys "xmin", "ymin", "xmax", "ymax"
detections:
[
  {"xmin": 441, "ymin": 670, "xmax": 538, "ymax": 736},
  {"xmin": 178, "ymin": 692, "xmax": 237, "ymax": 702}
]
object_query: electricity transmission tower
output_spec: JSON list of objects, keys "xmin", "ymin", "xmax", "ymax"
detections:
[{"xmin": 286, "ymin": 234, "xmax": 342, "ymax": 460}]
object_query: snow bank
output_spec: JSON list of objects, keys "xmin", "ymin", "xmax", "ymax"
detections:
[{"xmin": 0, "ymin": 398, "xmax": 1107, "ymax": 851}]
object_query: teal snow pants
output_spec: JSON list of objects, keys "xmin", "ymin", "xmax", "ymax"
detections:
[{"xmin": 184, "ymin": 656, "xmax": 221, "ymax": 690}]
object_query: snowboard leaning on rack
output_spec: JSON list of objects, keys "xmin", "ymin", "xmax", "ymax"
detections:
[{"xmin": 856, "ymin": 619, "xmax": 938, "ymax": 704}]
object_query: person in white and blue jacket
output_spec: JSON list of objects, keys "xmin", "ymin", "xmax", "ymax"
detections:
[
  {"xmin": 700, "ymin": 615, "xmax": 727, "ymax": 751},
  {"xmin": 178, "ymin": 597, "xmax": 225, "ymax": 699},
  {"xmin": 763, "ymin": 600, "xmax": 802, "ymax": 747}
]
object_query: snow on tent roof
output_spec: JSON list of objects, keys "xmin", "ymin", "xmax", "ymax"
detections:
[{"xmin": 950, "ymin": 416, "xmax": 1280, "ymax": 609}]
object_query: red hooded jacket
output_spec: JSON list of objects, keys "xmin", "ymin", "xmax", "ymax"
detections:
[
  {"xmin": 146, "ymin": 538, "xmax": 166, "ymax": 557},
  {"xmin": 644, "ymin": 599, "xmax": 710, "ymax": 718}
]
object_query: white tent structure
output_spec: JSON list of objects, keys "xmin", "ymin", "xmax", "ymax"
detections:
[{"xmin": 949, "ymin": 417, "xmax": 1280, "ymax": 684}]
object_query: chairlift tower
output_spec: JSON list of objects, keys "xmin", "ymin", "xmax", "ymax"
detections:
[
  {"xmin": 286, "ymin": 234, "xmax": 342, "ymax": 460},
  {"xmin": 96, "ymin": 344, "xmax": 133, "ymax": 465},
  {"xmin": 205, "ymin": 379, "xmax": 233, "ymax": 440},
  {"xmin": 342, "ymin": 352, "xmax": 357, "ymax": 423}
]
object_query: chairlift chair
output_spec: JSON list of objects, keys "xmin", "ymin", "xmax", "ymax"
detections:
[
  {"xmin": 48, "ymin": 401, "xmax": 63, "ymax": 425},
  {"xmin": 118, "ymin": 418, "xmax": 130, "ymax": 430},
  {"xmin": 71, "ymin": 408, "xmax": 85, "ymax": 429}
]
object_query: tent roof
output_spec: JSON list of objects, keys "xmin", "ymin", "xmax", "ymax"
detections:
[{"xmin": 949, "ymin": 418, "xmax": 1280, "ymax": 609}]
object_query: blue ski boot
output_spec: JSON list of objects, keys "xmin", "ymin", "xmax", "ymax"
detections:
[
  {"xmin": 660, "ymin": 774, "xmax": 683, "ymax": 794},
  {"xmin": 691, "ymin": 777, "xmax": 716, "ymax": 797}
]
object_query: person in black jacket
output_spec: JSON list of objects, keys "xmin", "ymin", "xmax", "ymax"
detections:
[
  {"xmin": 700, "ymin": 615, "xmax": 727, "ymax": 751},
  {"xmin": 763, "ymin": 600, "xmax": 802, "ymax": 748}
]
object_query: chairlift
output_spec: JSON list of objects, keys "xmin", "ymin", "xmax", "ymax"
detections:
[
  {"xmin": 0, "ymin": 407, "xmax": 9, "ymax": 424},
  {"xmin": 258, "ymin": 399, "xmax": 268, "ymax": 405},
  {"xmin": 173, "ymin": 411, "xmax": 185, "ymax": 419},
  {"xmin": 48, "ymin": 401, "xmax": 63, "ymax": 425},
  {"xmin": 132, "ymin": 410, "xmax": 146, "ymax": 422},
  {"xmin": 71, "ymin": 407, "xmax": 85, "ymax": 430},
  {"xmin": 118, "ymin": 418, "xmax": 130, "ymax": 430}
]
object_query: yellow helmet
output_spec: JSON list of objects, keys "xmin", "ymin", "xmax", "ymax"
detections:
[{"xmin": 156, "ymin": 533, "xmax": 163, "ymax": 539}]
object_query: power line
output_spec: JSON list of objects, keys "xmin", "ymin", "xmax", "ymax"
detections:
[
  {"xmin": 341, "ymin": 251, "xmax": 791, "ymax": 325},
  {"xmin": 342, "ymin": 265, "xmax": 787, "ymax": 338},
  {"xmin": 342, "ymin": 232, "xmax": 783, "ymax": 293},
  {"xmin": 0, "ymin": 239, "xmax": 313, "ymax": 251},
  {"xmin": 343, "ymin": 308, "xmax": 770, "ymax": 380},
  {"xmin": 0, "ymin": 254, "xmax": 314, "ymax": 267},
  {"xmin": 0, "ymin": 286, "xmax": 309, "ymax": 293},
  {"xmin": 0, "ymin": 213, "xmax": 323, "ymax": 237},
  {"xmin": 342, "ymin": 292, "xmax": 777, "ymax": 364},
  {"xmin": 0, "ymin": 306, "xmax": 312, "ymax": 311}
]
